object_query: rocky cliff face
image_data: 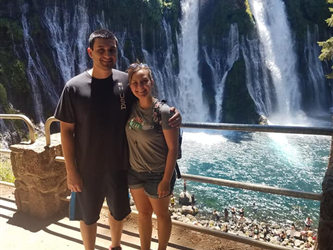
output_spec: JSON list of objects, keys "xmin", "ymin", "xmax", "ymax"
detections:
[{"xmin": 0, "ymin": 0, "xmax": 331, "ymax": 131}]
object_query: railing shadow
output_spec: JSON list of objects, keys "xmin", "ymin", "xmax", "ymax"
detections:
[{"xmin": 0, "ymin": 194, "xmax": 195, "ymax": 250}]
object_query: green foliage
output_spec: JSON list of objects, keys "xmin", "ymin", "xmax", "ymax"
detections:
[
  {"xmin": 0, "ymin": 18, "xmax": 23, "ymax": 43},
  {"xmin": 0, "ymin": 48, "xmax": 31, "ymax": 115},
  {"xmin": 0, "ymin": 17, "xmax": 30, "ymax": 113},
  {"xmin": 318, "ymin": 0, "xmax": 333, "ymax": 78},
  {"xmin": 284, "ymin": 0, "xmax": 330, "ymax": 40},
  {"xmin": 0, "ymin": 156, "xmax": 15, "ymax": 183},
  {"xmin": 0, "ymin": 83, "xmax": 9, "ymax": 111},
  {"xmin": 223, "ymin": 58, "xmax": 258, "ymax": 124},
  {"xmin": 10, "ymin": 60, "xmax": 29, "ymax": 94},
  {"xmin": 200, "ymin": 0, "xmax": 254, "ymax": 48},
  {"xmin": 245, "ymin": 0, "xmax": 254, "ymax": 23}
]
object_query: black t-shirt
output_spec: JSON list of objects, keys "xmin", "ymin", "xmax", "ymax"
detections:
[{"xmin": 54, "ymin": 69, "xmax": 136, "ymax": 178}]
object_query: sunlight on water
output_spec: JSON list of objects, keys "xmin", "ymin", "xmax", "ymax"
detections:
[
  {"xmin": 184, "ymin": 130, "xmax": 227, "ymax": 145},
  {"xmin": 268, "ymin": 133, "xmax": 300, "ymax": 166},
  {"xmin": 175, "ymin": 129, "xmax": 330, "ymax": 228}
]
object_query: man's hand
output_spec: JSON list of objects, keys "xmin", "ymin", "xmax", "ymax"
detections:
[
  {"xmin": 67, "ymin": 170, "xmax": 83, "ymax": 192},
  {"xmin": 169, "ymin": 107, "xmax": 182, "ymax": 127}
]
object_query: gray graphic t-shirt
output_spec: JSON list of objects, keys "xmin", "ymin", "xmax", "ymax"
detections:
[{"xmin": 125, "ymin": 99, "xmax": 173, "ymax": 172}]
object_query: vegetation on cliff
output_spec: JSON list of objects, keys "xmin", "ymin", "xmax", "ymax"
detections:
[
  {"xmin": 0, "ymin": 0, "xmax": 331, "ymax": 126},
  {"xmin": 222, "ymin": 57, "xmax": 258, "ymax": 124},
  {"xmin": 318, "ymin": 0, "xmax": 333, "ymax": 79}
]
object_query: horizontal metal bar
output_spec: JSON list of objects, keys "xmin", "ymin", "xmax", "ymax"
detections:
[
  {"xmin": 0, "ymin": 149, "xmax": 11, "ymax": 154},
  {"xmin": 59, "ymin": 195, "xmax": 290, "ymax": 250},
  {"xmin": 181, "ymin": 174, "xmax": 322, "ymax": 201},
  {"xmin": 56, "ymin": 156, "xmax": 321, "ymax": 201},
  {"xmin": 0, "ymin": 114, "xmax": 36, "ymax": 143},
  {"xmin": 0, "ymin": 181, "xmax": 15, "ymax": 188},
  {"xmin": 181, "ymin": 122, "xmax": 333, "ymax": 136},
  {"xmin": 55, "ymin": 156, "xmax": 65, "ymax": 163},
  {"xmin": 45, "ymin": 116, "xmax": 60, "ymax": 146}
]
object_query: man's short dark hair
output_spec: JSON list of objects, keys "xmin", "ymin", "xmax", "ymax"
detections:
[{"xmin": 88, "ymin": 29, "xmax": 118, "ymax": 50}]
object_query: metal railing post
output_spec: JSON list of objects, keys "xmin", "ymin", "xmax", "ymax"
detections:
[
  {"xmin": 0, "ymin": 114, "xmax": 36, "ymax": 143},
  {"xmin": 45, "ymin": 116, "xmax": 59, "ymax": 146}
]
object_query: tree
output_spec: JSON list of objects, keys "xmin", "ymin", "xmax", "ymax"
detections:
[{"xmin": 318, "ymin": 0, "xmax": 333, "ymax": 78}]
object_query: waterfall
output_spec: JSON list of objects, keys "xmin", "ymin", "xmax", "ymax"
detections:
[
  {"xmin": 43, "ymin": 0, "xmax": 89, "ymax": 83},
  {"xmin": 304, "ymin": 25, "xmax": 330, "ymax": 114},
  {"xmin": 115, "ymin": 30, "xmax": 131, "ymax": 70},
  {"xmin": 72, "ymin": 1, "xmax": 90, "ymax": 73},
  {"xmin": 249, "ymin": 0, "xmax": 301, "ymax": 123},
  {"xmin": 21, "ymin": 3, "xmax": 58, "ymax": 124},
  {"xmin": 203, "ymin": 24, "xmax": 240, "ymax": 122},
  {"xmin": 177, "ymin": 0, "xmax": 208, "ymax": 122},
  {"xmin": 140, "ymin": 19, "xmax": 179, "ymax": 107},
  {"xmin": 242, "ymin": 37, "xmax": 272, "ymax": 116}
]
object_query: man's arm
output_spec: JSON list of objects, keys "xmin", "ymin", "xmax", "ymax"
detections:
[
  {"xmin": 60, "ymin": 121, "xmax": 83, "ymax": 192},
  {"xmin": 168, "ymin": 107, "xmax": 182, "ymax": 127}
]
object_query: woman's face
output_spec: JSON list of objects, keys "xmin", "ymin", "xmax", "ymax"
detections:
[{"xmin": 129, "ymin": 69, "xmax": 153, "ymax": 99}]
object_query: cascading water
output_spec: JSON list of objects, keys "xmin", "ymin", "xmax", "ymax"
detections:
[
  {"xmin": 241, "ymin": 37, "xmax": 272, "ymax": 116},
  {"xmin": 72, "ymin": 1, "xmax": 90, "ymax": 73},
  {"xmin": 140, "ymin": 19, "xmax": 179, "ymax": 107},
  {"xmin": 21, "ymin": 3, "xmax": 58, "ymax": 124},
  {"xmin": 115, "ymin": 30, "xmax": 131, "ymax": 70},
  {"xmin": 43, "ymin": 0, "xmax": 89, "ymax": 83},
  {"xmin": 202, "ymin": 24, "xmax": 240, "ymax": 122},
  {"xmin": 304, "ymin": 25, "xmax": 330, "ymax": 114},
  {"xmin": 248, "ymin": 0, "xmax": 301, "ymax": 123},
  {"xmin": 177, "ymin": 0, "xmax": 208, "ymax": 122}
]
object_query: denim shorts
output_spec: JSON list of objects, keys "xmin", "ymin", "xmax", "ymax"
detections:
[{"xmin": 128, "ymin": 169, "xmax": 176, "ymax": 199}]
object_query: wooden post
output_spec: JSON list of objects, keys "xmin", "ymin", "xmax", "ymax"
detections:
[{"xmin": 317, "ymin": 137, "xmax": 333, "ymax": 250}]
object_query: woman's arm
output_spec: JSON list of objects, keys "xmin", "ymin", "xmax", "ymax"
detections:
[{"xmin": 157, "ymin": 127, "xmax": 179, "ymax": 198}]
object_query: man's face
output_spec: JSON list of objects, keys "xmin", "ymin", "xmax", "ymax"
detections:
[{"xmin": 87, "ymin": 38, "xmax": 117, "ymax": 71}]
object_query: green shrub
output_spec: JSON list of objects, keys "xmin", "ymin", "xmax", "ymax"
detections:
[{"xmin": 0, "ymin": 156, "xmax": 15, "ymax": 183}]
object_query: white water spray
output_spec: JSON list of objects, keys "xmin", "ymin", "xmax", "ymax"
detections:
[
  {"xmin": 21, "ymin": 3, "xmax": 58, "ymax": 123},
  {"xmin": 43, "ymin": 1, "xmax": 89, "ymax": 83},
  {"xmin": 178, "ymin": 0, "xmax": 208, "ymax": 122},
  {"xmin": 140, "ymin": 19, "xmax": 179, "ymax": 106},
  {"xmin": 203, "ymin": 24, "xmax": 239, "ymax": 122},
  {"xmin": 305, "ymin": 25, "xmax": 329, "ymax": 113},
  {"xmin": 242, "ymin": 37, "xmax": 272, "ymax": 115},
  {"xmin": 249, "ymin": 0, "xmax": 301, "ymax": 123}
]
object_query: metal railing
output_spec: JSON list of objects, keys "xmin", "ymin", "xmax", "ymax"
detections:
[
  {"xmin": 45, "ymin": 116, "xmax": 59, "ymax": 146},
  {"xmin": 181, "ymin": 122, "xmax": 333, "ymax": 136},
  {"xmin": 0, "ymin": 149, "xmax": 11, "ymax": 155},
  {"xmin": 0, "ymin": 114, "xmax": 36, "ymax": 143},
  {"xmin": 4, "ymin": 117, "xmax": 332, "ymax": 250}
]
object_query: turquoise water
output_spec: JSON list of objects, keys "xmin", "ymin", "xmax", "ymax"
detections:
[{"xmin": 174, "ymin": 129, "xmax": 330, "ymax": 229}]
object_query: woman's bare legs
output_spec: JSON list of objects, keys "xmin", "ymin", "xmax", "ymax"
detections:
[
  {"xmin": 131, "ymin": 188, "xmax": 153, "ymax": 250},
  {"xmin": 149, "ymin": 196, "xmax": 171, "ymax": 250}
]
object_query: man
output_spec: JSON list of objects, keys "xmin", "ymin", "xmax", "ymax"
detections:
[{"xmin": 55, "ymin": 29, "xmax": 180, "ymax": 250}]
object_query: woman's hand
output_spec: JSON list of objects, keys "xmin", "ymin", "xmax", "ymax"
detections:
[{"xmin": 157, "ymin": 179, "xmax": 170, "ymax": 198}]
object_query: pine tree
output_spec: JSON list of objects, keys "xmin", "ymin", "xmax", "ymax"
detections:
[{"xmin": 318, "ymin": 0, "xmax": 333, "ymax": 79}]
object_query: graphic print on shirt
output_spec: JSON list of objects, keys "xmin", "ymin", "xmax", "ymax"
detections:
[
  {"xmin": 118, "ymin": 82, "xmax": 126, "ymax": 110},
  {"xmin": 129, "ymin": 116, "xmax": 154, "ymax": 131}
]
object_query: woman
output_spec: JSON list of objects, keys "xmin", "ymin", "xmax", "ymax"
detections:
[{"xmin": 125, "ymin": 63, "xmax": 179, "ymax": 250}]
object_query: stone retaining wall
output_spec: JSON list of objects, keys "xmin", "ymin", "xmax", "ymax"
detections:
[{"xmin": 10, "ymin": 133, "xmax": 69, "ymax": 218}]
